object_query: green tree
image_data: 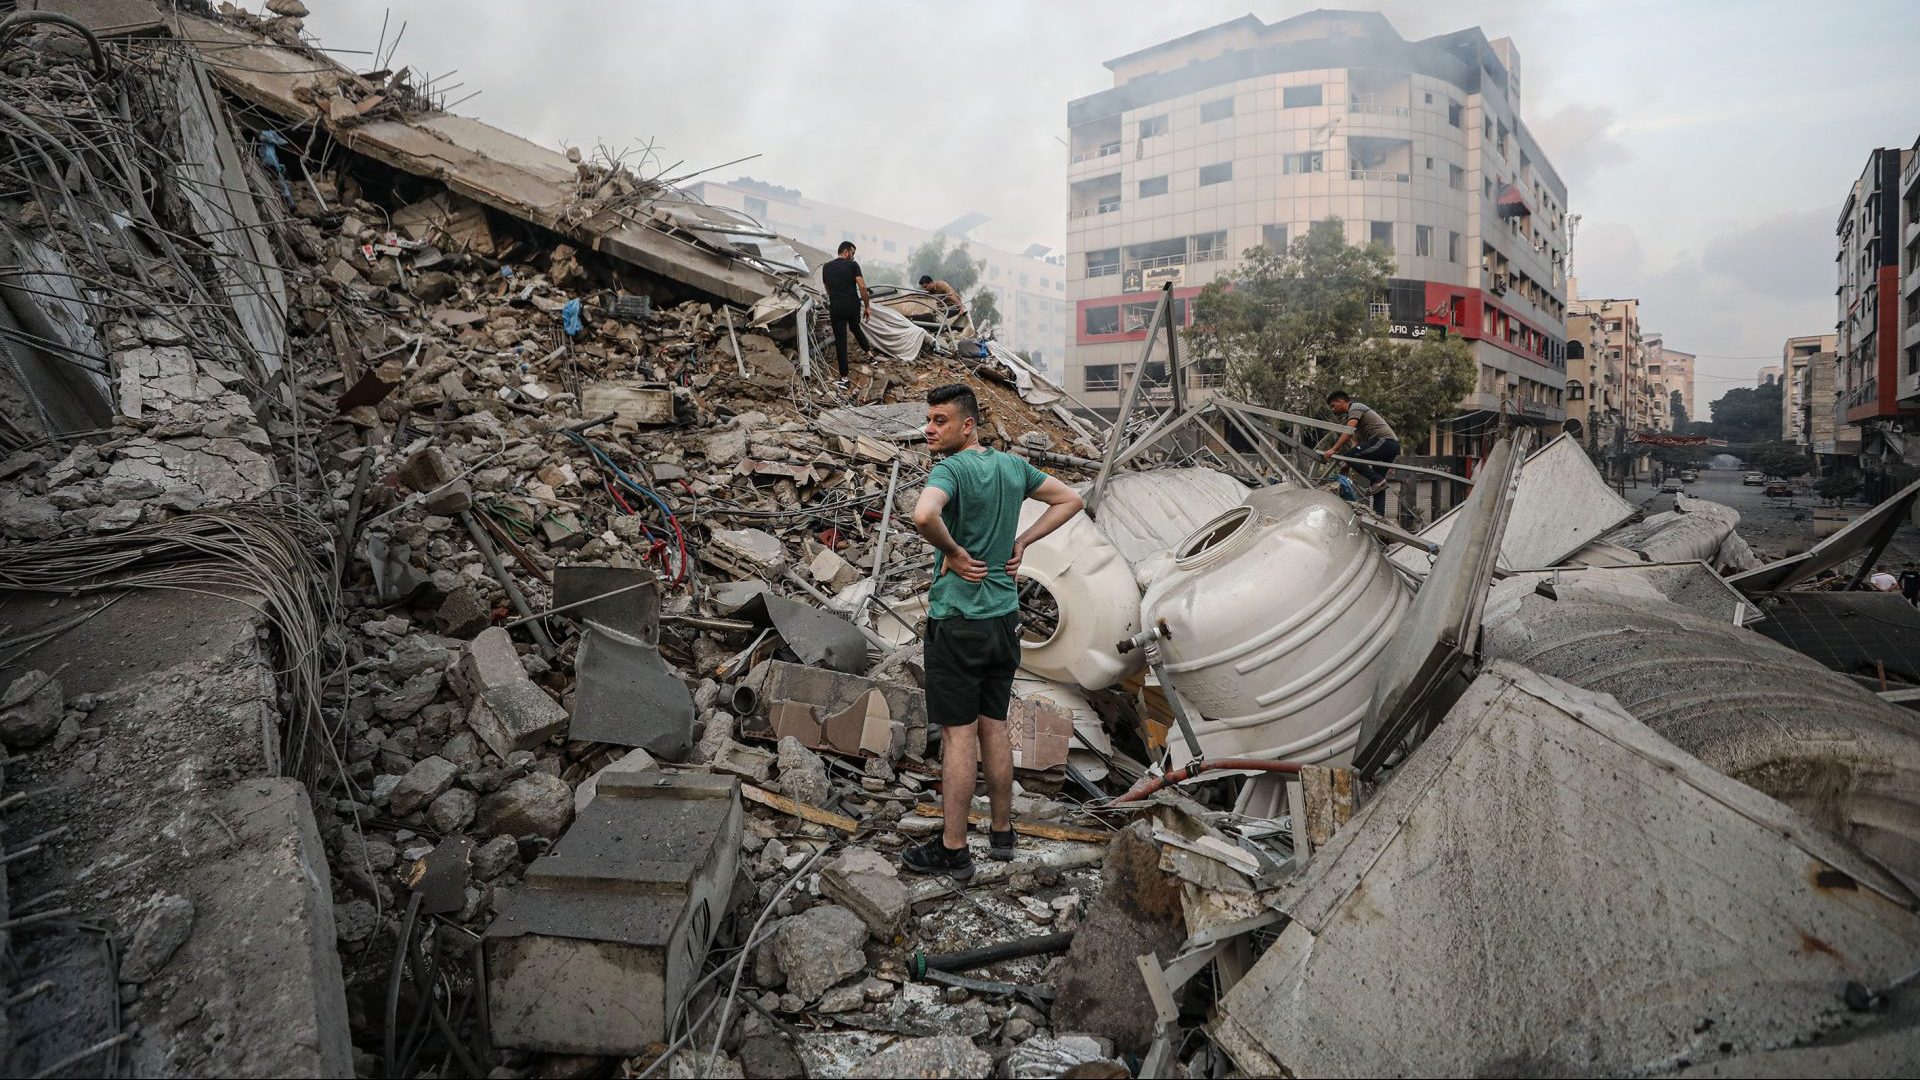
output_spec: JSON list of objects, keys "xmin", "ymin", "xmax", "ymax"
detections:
[
  {"xmin": 970, "ymin": 287, "xmax": 1002, "ymax": 331},
  {"xmin": 1185, "ymin": 217, "xmax": 1475, "ymax": 439},
  {"xmin": 1815, "ymin": 473, "xmax": 1861, "ymax": 504},
  {"xmin": 1705, "ymin": 382, "xmax": 1783, "ymax": 443},
  {"xmin": 864, "ymin": 262, "xmax": 907, "ymax": 287},
  {"xmin": 1670, "ymin": 390, "xmax": 1689, "ymax": 429},
  {"xmin": 1651, "ymin": 443, "xmax": 1707, "ymax": 470},
  {"xmin": 908, "ymin": 236, "xmax": 981, "ymax": 293},
  {"xmin": 1747, "ymin": 440, "xmax": 1811, "ymax": 478}
]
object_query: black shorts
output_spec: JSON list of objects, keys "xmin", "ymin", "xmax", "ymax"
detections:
[{"xmin": 924, "ymin": 612, "xmax": 1021, "ymax": 727}]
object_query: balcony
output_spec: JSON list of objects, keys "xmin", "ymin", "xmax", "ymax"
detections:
[
  {"xmin": 1071, "ymin": 142, "xmax": 1121, "ymax": 165},
  {"xmin": 1068, "ymin": 203, "xmax": 1122, "ymax": 220},
  {"xmin": 1348, "ymin": 102, "xmax": 1411, "ymax": 118},
  {"xmin": 1349, "ymin": 169, "xmax": 1410, "ymax": 183}
]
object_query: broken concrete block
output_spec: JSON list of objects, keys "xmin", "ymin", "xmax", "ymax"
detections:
[
  {"xmin": 0, "ymin": 490, "xmax": 63, "ymax": 541},
  {"xmin": 709, "ymin": 527, "xmax": 788, "ymax": 575},
  {"xmin": 775, "ymin": 737, "xmax": 830, "ymax": 807},
  {"xmin": 396, "ymin": 445, "xmax": 455, "ymax": 493},
  {"xmin": 1, "ymin": 669, "xmax": 65, "ymax": 749},
  {"xmin": 120, "ymin": 893, "xmax": 196, "ymax": 982},
  {"xmin": 426, "ymin": 787, "xmax": 479, "ymax": 834},
  {"xmin": 1050, "ymin": 822, "xmax": 1186, "ymax": 1055},
  {"xmin": 741, "ymin": 660, "xmax": 926, "ymax": 760},
  {"xmin": 773, "ymin": 903, "xmax": 867, "ymax": 1001},
  {"xmin": 455, "ymin": 628, "xmax": 567, "ymax": 758},
  {"xmin": 476, "ymin": 773, "xmax": 573, "ymax": 839},
  {"xmin": 472, "ymin": 835, "xmax": 520, "ymax": 880},
  {"xmin": 821, "ymin": 689, "xmax": 891, "ymax": 758},
  {"xmin": 707, "ymin": 738, "xmax": 776, "ymax": 785},
  {"xmin": 819, "ymin": 849, "xmax": 908, "ymax": 938},
  {"xmin": 435, "ymin": 586, "xmax": 492, "ymax": 638},
  {"xmin": 847, "ymin": 1035, "xmax": 991, "ymax": 1079},
  {"xmin": 388, "ymin": 756, "xmax": 459, "ymax": 817},
  {"xmin": 488, "ymin": 773, "xmax": 741, "ymax": 1054},
  {"xmin": 573, "ymin": 747, "xmax": 658, "ymax": 814},
  {"xmin": 808, "ymin": 545, "xmax": 863, "ymax": 590},
  {"xmin": 375, "ymin": 669, "xmax": 443, "ymax": 722},
  {"xmin": 703, "ymin": 426, "xmax": 749, "ymax": 465}
]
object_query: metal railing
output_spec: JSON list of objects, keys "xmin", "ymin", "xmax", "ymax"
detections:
[
  {"xmin": 1192, "ymin": 248, "xmax": 1228, "ymax": 263},
  {"xmin": 1349, "ymin": 169, "xmax": 1410, "ymax": 182},
  {"xmin": 1086, "ymin": 264, "xmax": 1120, "ymax": 278},
  {"xmin": 1348, "ymin": 102, "xmax": 1411, "ymax": 117},
  {"xmin": 1069, "ymin": 203, "xmax": 1123, "ymax": 220},
  {"xmin": 1128, "ymin": 253, "xmax": 1187, "ymax": 272},
  {"xmin": 1071, "ymin": 143, "xmax": 1123, "ymax": 164}
]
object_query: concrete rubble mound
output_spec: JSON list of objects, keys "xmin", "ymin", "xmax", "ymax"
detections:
[{"xmin": 0, "ymin": 5, "xmax": 1916, "ymax": 1080}]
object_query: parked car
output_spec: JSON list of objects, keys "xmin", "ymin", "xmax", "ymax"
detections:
[
  {"xmin": 1681, "ymin": 470, "xmax": 1699, "ymax": 483},
  {"xmin": 1659, "ymin": 479, "xmax": 1684, "ymax": 494},
  {"xmin": 1743, "ymin": 472, "xmax": 1765, "ymax": 486},
  {"xmin": 1764, "ymin": 480, "xmax": 1793, "ymax": 498}
]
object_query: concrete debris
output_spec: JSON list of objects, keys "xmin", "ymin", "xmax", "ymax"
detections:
[{"xmin": 3, "ymin": 6, "xmax": 1912, "ymax": 1078}]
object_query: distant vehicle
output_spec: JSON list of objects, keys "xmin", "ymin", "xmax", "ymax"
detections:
[
  {"xmin": 1659, "ymin": 479, "xmax": 1684, "ymax": 494},
  {"xmin": 1764, "ymin": 481, "xmax": 1793, "ymax": 498},
  {"xmin": 1681, "ymin": 470, "xmax": 1699, "ymax": 483},
  {"xmin": 1743, "ymin": 473, "xmax": 1765, "ymax": 486}
]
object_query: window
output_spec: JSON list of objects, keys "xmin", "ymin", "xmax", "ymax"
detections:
[
  {"xmin": 1200, "ymin": 98, "xmax": 1234, "ymax": 122},
  {"xmin": 1448, "ymin": 230, "xmax": 1461, "ymax": 262},
  {"xmin": 1283, "ymin": 85, "xmax": 1323, "ymax": 108},
  {"xmin": 1086, "ymin": 248, "xmax": 1120, "ymax": 277},
  {"xmin": 1138, "ymin": 175, "xmax": 1168, "ymax": 198},
  {"xmin": 1449, "ymin": 164, "xmax": 1465, "ymax": 191},
  {"xmin": 1424, "ymin": 91, "xmax": 1434, "ymax": 104},
  {"xmin": 1369, "ymin": 302, "xmax": 1390, "ymax": 320},
  {"xmin": 1416, "ymin": 225, "xmax": 1433, "ymax": 257},
  {"xmin": 1193, "ymin": 231, "xmax": 1228, "ymax": 260},
  {"xmin": 1283, "ymin": 151, "xmax": 1324, "ymax": 174},
  {"xmin": 1425, "ymin": 156, "xmax": 1434, "ymax": 170},
  {"xmin": 1084, "ymin": 364, "xmax": 1120, "ymax": 391},
  {"xmin": 1484, "ymin": 117, "xmax": 1493, "ymax": 139},
  {"xmin": 744, "ymin": 195, "xmax": 768, "ymax": 219},
  {"xmin": 1139, "ymin": 114, "xmax": 1168, "ymax": 138},
  {"xmin": 883, "ymin": 240, "xmax": 896, "ymax": 253},
  {"xmin": 1370, "ymin": 220, "xmax": 1394, "ymax": 253},
  {"xmin": 1142, "ymin": 361, "xmax": 1169, "ymax": 383},
  {"xmin": 1448, "ymin": 100, "xmax": 1463, "ymax": 127},
  {"xmin": 1019, "ymin": 272, "xmax": 1030, "ymax": 287},
  {"xmin": 1484, "ymin": 177, "xmax": 1494, "ymax": 199},
  {"xmin": 1263, "ymin": 224, "xmax": 1288, "ymax": 253},
  {"xmin": 841, "ymin": 230, "xmax": 855, "ymax": 243},
  {"xmin": 1199, "ymin": 162, "xmax": 1233, "ymax": 185},
  {"xmin": 1085, "ymin": 306, "xmax": 1120, "ymax": 336}
]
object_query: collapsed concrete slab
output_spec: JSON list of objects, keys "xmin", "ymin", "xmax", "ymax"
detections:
[
  {"xmin": 486, "ymin": 772, "xmax": 742, "ymax": 1055},
  {"xmin": 1212, "ymin": 661, "xmax": 1920, "ymax": 1078}
]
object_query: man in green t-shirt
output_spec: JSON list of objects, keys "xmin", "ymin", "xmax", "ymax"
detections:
[{"xmin": 902, "ymin": 383, "xmax": 1083, "ymax": 879}]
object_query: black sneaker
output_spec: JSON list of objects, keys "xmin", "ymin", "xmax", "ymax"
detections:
[
  {"xmin": 989, "ymin": 828, "xmax": 1016, "ymax": 861},
  {"xmin": 901, "ymin": 837, "xmax": 974, "ymax": 880}
]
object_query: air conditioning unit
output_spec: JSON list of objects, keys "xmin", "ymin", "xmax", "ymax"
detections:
[{"xmin": 1490, "ymin": 275, "xmax": 1509, "ymax": 294}]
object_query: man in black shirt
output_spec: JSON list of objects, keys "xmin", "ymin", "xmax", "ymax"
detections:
[
  {"xmin": 1901, "ymin": 563, "xmax": 1920, "ymax": 607},
  {"xmin": 820, "ymin": 241, "xmax": 874, "ymax": 381}
]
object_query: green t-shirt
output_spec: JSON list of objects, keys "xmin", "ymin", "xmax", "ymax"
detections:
[{"xmin": 925, "ymin": 447, "xmax": 1049, "ymax": 621}]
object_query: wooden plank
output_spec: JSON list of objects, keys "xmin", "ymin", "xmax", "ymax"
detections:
[
  {"xmin": 910, "ymin": 804, "xmax": 1111, "ymax": 845},
  {"xmin": 1298, "ymin": 765, "xmax": 1359, "ymax": 850},
  {"xmin": 741, "ymin": 784, "xmax": 858, "ymax": 833}
]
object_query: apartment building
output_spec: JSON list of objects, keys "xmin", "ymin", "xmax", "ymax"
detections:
[
  {"xmin": 684, "ymin": 178, "xmax": 1072, "ymax": 372},
  {"xmin": 1063, "ymin": 11, "xmax": 1570, "ymax": 449},
  {"xmin": 1654, "ymin": 339, "xmax": 1695, "ymax": 427},
  {"xmin": 1755, "ymin": 366, "xmax": 1782, "ymax": 387},
  {"xmin": 1898, "ymin": 134, "xmax": 1920, "ymax": 408},
  {"xmin": 1836, "ymin": 143, "xmax": 1919, "ymax": 499},
  {"xmin": 1783, "ymin": 333, "xmax": 1850, "ymax": 461},
  {"xmin": 1564, "ymin": 304, "xmax": 1606, "ymax": 445},
  {"xmin": 1569, "ymin": 294, "xmax": 1645, "ymax": 431},
  {"xmin": 1642, "ymin": 333, "xmax": 1691, "ymax": 432}
]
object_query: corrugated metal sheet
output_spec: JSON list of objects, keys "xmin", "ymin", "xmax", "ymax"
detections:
[
  {"xmin": 1213, "ymin": 661, "xmax": 1920, "ymax": 1078},
  {"xmin": 1391, "ymin": 433, "xmax": 1633, "ymax": 574}
]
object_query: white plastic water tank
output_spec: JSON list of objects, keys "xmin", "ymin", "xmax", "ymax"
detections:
[
  {"xmin": 1141, "ymin": 494, "xmax": 1411, "ymax": 767},
  {"xmin": 1012, "ymin": 503, "xmax": 1144, "ymax": 690}
]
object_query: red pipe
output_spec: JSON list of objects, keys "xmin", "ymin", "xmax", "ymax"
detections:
[{"xmin": 1114, "ymin": 757, "xmax": 1305, "ymax": 803}]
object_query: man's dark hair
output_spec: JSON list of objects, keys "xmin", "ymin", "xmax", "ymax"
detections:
[
  {"xmin": 919, "ymin": 275, "xmax": 934, "ymax": 286},
  {"xmin": 837, "ymin": 241, "xmax": 856, "ymax": 255},
  {"xmin": 1326, "ymin": 390, "xmax": 1351, "ymax": 404},
  {"xmin": 927, "ymin": 383, "xmax": 980, "ymax": 424}
]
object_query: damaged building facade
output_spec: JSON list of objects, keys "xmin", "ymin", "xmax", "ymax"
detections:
[{"xmin": 1, "ymin": 5, "xmax": 1919, "ymax": 1080}]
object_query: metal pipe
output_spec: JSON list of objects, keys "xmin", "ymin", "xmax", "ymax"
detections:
[
  {"xmin": 725, "ymin": 683, "xmax": 758, "ymax": 716},
  {"xmin": 460, "ymin": 510, "xmax": 552, "ymax": 649},
  {"xmin": 868, "ymin": 456, "xmax": 903, "ymax": 598},
  {"xmin": 1114, "ymin": 758, "xmax": 1305, "ymax": 804},
  {"xmin": 909, "ymin": 930, "xmax": 1077, "ymax": 979},
  {"xmin": 1088, "ymin": 284, "xmax": 1172, "ymax": 515},
  {"xmin": 781, "ymin": 568, "xmax": 892, "ymax": 653}
]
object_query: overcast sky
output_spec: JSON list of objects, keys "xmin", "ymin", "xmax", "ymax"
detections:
[{"xmin": 299, "ymin": 1, "xmax": 1920, "ymax": 401}]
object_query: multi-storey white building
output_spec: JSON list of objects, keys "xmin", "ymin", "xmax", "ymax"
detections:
[
  {"xmin": 1064, "ymin": 11, "xmax": 1570, "ymax": 452},
  {"xmin": 684, "ymin": 178, "xmax": 1071, "ymax": 372}
]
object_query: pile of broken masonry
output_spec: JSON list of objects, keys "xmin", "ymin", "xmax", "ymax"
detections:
[{"xmin": 3, "ymin": 6, "xmax": 1920, "ymax": 1080}]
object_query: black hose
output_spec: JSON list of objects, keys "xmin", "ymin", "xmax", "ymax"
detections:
[
  {"xmin": 909, "ymin": 930, "xmax": 1076, "ymax": 979},
  {"xmin": 0, "ymin": 12, "xmax": 108, "ymax": 78}
]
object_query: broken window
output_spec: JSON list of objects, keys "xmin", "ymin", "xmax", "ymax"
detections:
[
  {"xmin": 1416, "ymin": 225, "xmax": 1434, "ymax": 257},
  {"xmin": 1370, "ymin": 220, "xmax": 1394, "ymax": 253},
  {"xmin": 1085, "ymin": 306, "xmax": 1120, "ymax": 336},
  {"xmin": 1200, "ymin": 98, "xmax": 1234, "ymax": 122},
  {"xmin": 1139, "ymin": 175, "xmax": 1169, "ymax": 198},
  {"xmin": 1263, "ymin": 224, "xmax": 1289, "ymax": 253},
  {"xmin": 1283, "ymin": 151, "xmax": 1324, "ymax": 174},
  {"xmin": 1083, "ymin": 364, "xmax": 1120, "ymax": 390},
  {"xmin": 1283, "ymin": 85, "xmax": 1323, "ymax": 108},
  {"xmin": 1199, "ymin": 162, "xmax": 1233, "ymax": 186},
  {"xmin": 1139, "ymin": 114, "xmax": 1168, "ymax": 138},
  {"xmin": 1193, "ymin": 231, "xmax": 1228, "ymax": 260},
  {"xmin": 1123, "ymin": 302, "xmax": 1159, "ymax": 332},
  {"xmin": 1449, "ymin": 100, "xmax": 1464, "ymax": 127},
  {"xmin": 1086, "ymin": 248, "xmax": 1120, "ymax": 277}
]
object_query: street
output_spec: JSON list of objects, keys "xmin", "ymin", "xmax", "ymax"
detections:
[{"xmin": 1632, "ymin": 466, "xmax": 1920, "ymax": 570}]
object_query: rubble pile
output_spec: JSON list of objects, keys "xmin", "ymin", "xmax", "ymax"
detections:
[{"xmin": 3, "ymin": 7, "xmax": 1920, "ymax": 1080}]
